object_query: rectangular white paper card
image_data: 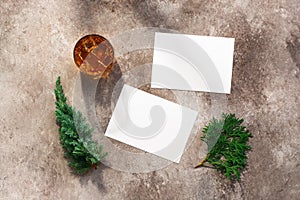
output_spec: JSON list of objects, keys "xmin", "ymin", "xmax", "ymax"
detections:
[
  {"xmin": 151, "ymin": 32, "xmax": 235, "ymax": 94},
  {"xmin": 105, "ymin": 84, "xmax": 198, "ymax": 163}
]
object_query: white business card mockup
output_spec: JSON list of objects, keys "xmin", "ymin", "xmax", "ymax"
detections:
[
  {"xmin": 151, "ymin": 32, "xmax": 235, "ymax": 94},
  {"xmin": 105, "ymin": 84, "xmax": 198, "ymax": 163}
]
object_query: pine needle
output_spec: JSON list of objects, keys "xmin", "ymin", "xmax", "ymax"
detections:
[
  {"xmin": 54, "ymin": 76, "xmax": 107, "ymax": 174},
  {"xmin": 195, "ymin": 113, "xmax": 252, "ymax": 181}
]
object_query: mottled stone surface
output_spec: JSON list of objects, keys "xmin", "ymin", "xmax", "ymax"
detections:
[{"xmin": 0, "ymin": 0, "xmax": 299, "ymax": 199}]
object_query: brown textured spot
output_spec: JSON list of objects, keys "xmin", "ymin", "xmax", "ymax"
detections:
[
  {"xmin": 225, "ymin": 14, "xmax": 269, "ymax": 108},
  {"xmin": 125, "ymin": 172, "xmax": 173, "ymax": 200},
  {"xmin": 286, "ymin": 29, "xmax": 300, "ymax": 72}
]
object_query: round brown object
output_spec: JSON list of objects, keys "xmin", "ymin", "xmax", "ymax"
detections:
[{"xmin": 73, "ymin": 34, "xmax": 114, "ymax": 78}]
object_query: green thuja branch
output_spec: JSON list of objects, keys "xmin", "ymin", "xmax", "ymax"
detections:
[
  {"xmin": 195, "ymin": 113, "xmax": 252, "ymax": 181},
  {"xmin": 54, "ymin": 76, "xmax": 107, "ymax": 174}
]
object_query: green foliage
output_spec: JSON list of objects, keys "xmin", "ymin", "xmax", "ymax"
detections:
[
  {"xmin": 197, "ymin": 113, "xmax": 252, "ymax": 181},
  {"xmin": 54, "ymin": 76, "xmax": 107, "ymax": 174}
]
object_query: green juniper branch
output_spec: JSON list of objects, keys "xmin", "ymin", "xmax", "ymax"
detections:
[
  {"xmin": 195, "ymin": 113, "xmax": 252, "ymax": 181},
  {"xmin": 54, "ymin": 76, "xmax": 107, "ymax": 174}
]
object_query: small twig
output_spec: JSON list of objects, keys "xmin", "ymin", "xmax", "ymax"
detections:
[{"xmin": 194, "ymin": 154, "xmax": 209, "ymax": 168}]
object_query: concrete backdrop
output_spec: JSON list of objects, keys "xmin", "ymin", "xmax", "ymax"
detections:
[{"xmin": 0, "ymin": 0, "xmax": 299, "ymax": 199}]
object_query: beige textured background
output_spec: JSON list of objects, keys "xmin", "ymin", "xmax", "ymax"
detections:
[{"xmin": 0, "ymin": 0, "xmax": 299, "ymax": 199}]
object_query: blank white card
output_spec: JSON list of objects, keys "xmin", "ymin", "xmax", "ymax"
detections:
[
  {"xmin": 105, "ymin": 84, "xmax": 198, "ymax": 163},
  {"xmin": 151, "ymin": 32, "xmax": 235, "ymax": 94}
]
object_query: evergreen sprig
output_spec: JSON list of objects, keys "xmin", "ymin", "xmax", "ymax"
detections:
[
  {"xmin": 54, "ymin": 76, "xmax": 107, "ymax": 174},
  {"xmin": 195, "ymin": 113, "xmax": 252, "ymax": 181}
]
